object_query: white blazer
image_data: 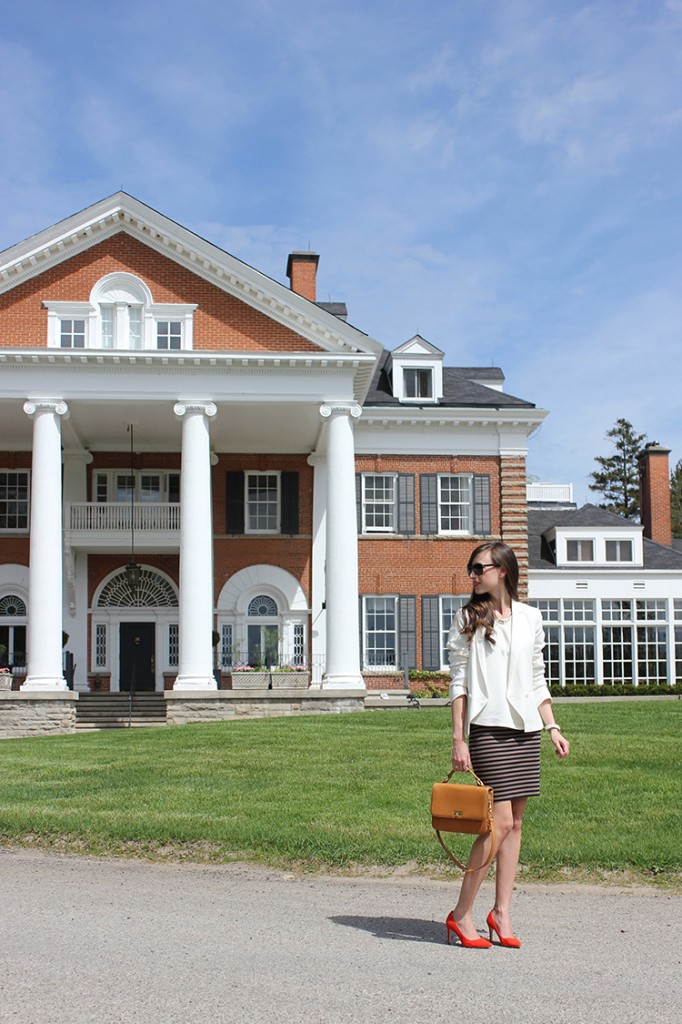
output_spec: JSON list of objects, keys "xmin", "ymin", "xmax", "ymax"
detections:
[{"xmin": 448, "ymin": 601, "xmax": 552, "ymax": 733}]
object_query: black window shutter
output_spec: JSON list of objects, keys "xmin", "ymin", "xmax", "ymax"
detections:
[
  {"xmin": 226, "ymin": 471, "xmax": 245, "ymax": 534},
  {"xmin": 355, "ymin": 473, "xmax": 362, "ymax": 533},
  {"xmin": 420, "ymin": 474, "xmax": 438, "ymax": 535},
  {"xmin": 397, "ymin": 474, "xmax": 415, "ymax": 534},
  {"xmin": 398, "ymin": 596, "xmax": 416, "ymax": 670},
  {"xmin": 421, "ymin": 595, "xmax": 442, "ymax": 671},
  {"xmin": 472, "ymin": 474, "xmax": 491, "ymax": 535},
  {"xmin": 281, "ymin": 472, "xmax": 299, "ymax": 535}
]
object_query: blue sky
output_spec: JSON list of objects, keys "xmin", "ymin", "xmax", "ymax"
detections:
[{"xmin": 2, "ymin": 0, "xmax": 681, "ymax": 502}]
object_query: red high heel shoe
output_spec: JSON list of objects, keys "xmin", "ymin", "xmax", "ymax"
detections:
[
  {"xmin": 446, "ymin": 912, "xmax": 492, "ymax": 948},
  {"xmin": 486, "ymin": 910, "xmax": 521, "ymax": 948}
]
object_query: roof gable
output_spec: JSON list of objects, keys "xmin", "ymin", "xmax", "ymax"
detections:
[{"xmin": 0, "ymin": 193, "xmax": 382, "ymax": 363}]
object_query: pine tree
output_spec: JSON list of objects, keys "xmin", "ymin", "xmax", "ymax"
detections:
[
  {"xmin": 671, "ymin": 459, "xmax": 682, "ymax": 538},
  {"xmin": 588, "ymin": 418, "xmax": 647, "ymax": 520}
]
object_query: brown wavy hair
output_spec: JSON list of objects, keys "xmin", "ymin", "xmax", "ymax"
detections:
[{"xmin": 460, "ymin": 541, "xmax": 520, "ymax": 645}]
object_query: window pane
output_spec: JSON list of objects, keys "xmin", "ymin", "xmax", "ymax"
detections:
[
  {"xmin": 363, "ymin": 474, "xmax": 396, "ymax": 531},
  {"xmin": 0, "ymin": 471, "xmax": 30, "ymax": 529},
  {"xmin": 441, "ymin": 595, "xmax": 466, "ymax": 667},
  {"xmin": 567, "ymin": 539, "xmax": 594, "ymax": 561},
  {"xmin": 439, "ymin": 475, "xmax": 471, "ymax": 532},
  {"xmin": 139, "ymin": 475, "xmax": 161, "ymax": 503},
  {"xmin": 364, "ymin": 597, "xmax": 397, "ymax": 667},
  {"xmin": 168, "ymin": 474, "xmax": 180, "ymax": 503},
  {"xmin": 602, "ymin": 625, "xmax": 633, "ymax": 684},
  {"xmin": 247, "ymin": 474, "xmax": 279, "ymax": 532},
  {"xmin": 605, "ymin": 540, "xmax": 633, "ymax": 562},
  {"xmin": 563, "ymin": 625, "xmax": 595, "ymax": 684},
  {"xmin": 101, "ymin": 307, "xmax": 114, "ymax": 348},
  {"xmin": 157, "ymin": 320, "xmax": 182, "ymax": 351},
  {"xmin": 60, "ymin": 319, "xmax": 86, "ymax": 348},
  {"xmin": 404, "ymin": 368, "xmax": 433, "ymax": 398},
  {"xmin": 129, "ymin": 307, "xmax": 143, "ymax": 349},
  {"xmin": 637, "ymin": 625, "xmax": 667, "ymax": 684}
]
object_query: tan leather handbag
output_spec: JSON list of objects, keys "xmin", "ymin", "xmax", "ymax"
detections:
[{"xmin": 431, "ymin": 767, "xmax": 495, "ymax": 872}]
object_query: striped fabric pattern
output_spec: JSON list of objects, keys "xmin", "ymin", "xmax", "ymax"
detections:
[{"xmin": 469, "ymin": 724, "xmax": 541, "ymax": 803}]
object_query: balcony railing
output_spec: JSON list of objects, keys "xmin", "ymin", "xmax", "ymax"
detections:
[{"xmin": 68, "ymin": 503, "xmax": 181, "ymax": 531}]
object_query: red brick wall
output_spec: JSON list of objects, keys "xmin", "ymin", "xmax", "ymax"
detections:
[{"xmin": 0, "ymin": 233, "xmax": 320, "ymax": 353}]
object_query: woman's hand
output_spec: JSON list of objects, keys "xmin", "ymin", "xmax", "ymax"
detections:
[
  {"xmin": 452, "ymin": 737, "xmax": 471, "ymax": 772},
  {"xmin": 551, "ymin": 730, "xmax": 570, "ymax": 758}
]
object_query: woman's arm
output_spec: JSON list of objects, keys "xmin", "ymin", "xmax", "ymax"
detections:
[
  {"xmin": 451, "ymin": 696, "xmax": 471, "ymax": 771},
  {"xmin": 538, "ymin": 698, "xmax": 570, "ymax": 758}
]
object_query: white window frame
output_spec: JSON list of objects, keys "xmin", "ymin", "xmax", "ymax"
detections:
[
  {"xmin": 402, "ymin": 366, "xmax": 434, "ymax": 401},
  {"xmin": 439, "ymin": 595, "xmax": 467, "ymax": 670},
  {"xmin": 245, "ymin": 472, "xmax": 281, "ymax": 535},
  {"xmin": 437, "ymin": 474, "xmax": 474, "ymax": 534},
  {"xmin": 362, "ymin": 595, "xmax": 398, "ymax": 671},
  {"xmin": 94, "ymin": 470, "xmax": 180, "ymax": 504},
  {"xmin": 566, "ymin": 539, "xmax": 595, "ymax": 563},
  {"xmin": 0, "ymin": 470, "xmax": 30, "ymax": 532},
  {"xmin": 361, "ymin": 473, "xmax": 398, "ymax": 533}
]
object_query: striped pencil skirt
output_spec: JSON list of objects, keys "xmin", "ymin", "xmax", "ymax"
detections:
[{"xmin": 468, "ymin": 724, "xmax": 541, "ymax": 803}]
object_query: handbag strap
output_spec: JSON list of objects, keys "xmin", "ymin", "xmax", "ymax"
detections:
[{"xmin": 435, "ymin": 769, "xmax": 496, "ymax": 873}]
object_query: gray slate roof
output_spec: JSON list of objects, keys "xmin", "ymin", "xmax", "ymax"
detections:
[
  {"xmin": 528, "ymin": 505, "xmax": 682, "ymax": 571},
  {"xmin": 364, "ymin": 350, "xmax": 535, "ymax": 409}
]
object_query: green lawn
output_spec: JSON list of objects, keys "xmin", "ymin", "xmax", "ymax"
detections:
[{"xmin": 0, "ymin": 701, "xmax": 680, "ymax": 886}]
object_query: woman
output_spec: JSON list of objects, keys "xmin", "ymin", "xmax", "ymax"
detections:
[{"xmin": 446, "ymin": 541, "xmax": 569, "ymax": 949}]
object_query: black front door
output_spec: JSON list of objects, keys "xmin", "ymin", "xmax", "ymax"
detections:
[{"xmin": 119, "ymin": 622, "xmax": 155, "ymax": 692}]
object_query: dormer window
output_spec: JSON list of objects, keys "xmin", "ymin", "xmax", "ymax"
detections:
[
  {"xmin": 388, "ymin": 335, "xmax": 444, "ymax": 403},
  {"xmin": 404, "ymin": 367, "xmax": 434, "ymax": 399},
  {"xmin": 567, "ymin": 539, "xmax": 594, "ymax": 562},
  {"xmin": 44, "ymin": 273, "xmax": 196, "ymax": 351},
  {"xmin": 605, "ymin": 540, "xmax": 633, "ymax": 562}
]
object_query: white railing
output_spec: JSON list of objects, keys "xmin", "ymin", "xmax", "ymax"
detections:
[
  {"xmin": 526, "ymin": 483, "xmax": 574, "ymax": 504},
  {"xmin": 68, "ymin": 503, "xmax": 181, "ymax": 531}
]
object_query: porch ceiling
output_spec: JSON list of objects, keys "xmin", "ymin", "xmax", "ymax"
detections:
[{"xmin": 0, "ymin": 397, "xmax": 326, "ymax": 454}]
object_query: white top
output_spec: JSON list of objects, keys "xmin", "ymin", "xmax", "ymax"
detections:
[
  {"xmin": 447, "ymin": 601, "xmax": 552, "ymax": 734},
  {"xmin": 472, "ymin": 615, "xmax": 525, "ymax": 730}
]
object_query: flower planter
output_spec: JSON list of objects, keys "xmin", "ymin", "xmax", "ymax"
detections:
[
  {"xmin": 0, "ymin": 674, "xmax": 12, "ymax": 691},
  {"xmin": 271, "ymin": 672, "xmax": 309, "ymax": 689},
  {"xmin": 230, "ymin": 671, "xmax": 271, "ymax": 689}
]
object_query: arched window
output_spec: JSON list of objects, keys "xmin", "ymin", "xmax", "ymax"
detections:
[
  {"xmin": 97, "ymin": 568, "xmax": 178, "ymax": 608},
  {"xmin": 0, "ymin": 594, "xmax": 27, "ymax": 670}
]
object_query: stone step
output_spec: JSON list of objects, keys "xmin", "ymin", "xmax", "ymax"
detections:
[{"xmin": 75, "ymin": 693, "xmax": 167, "ymax": 730}]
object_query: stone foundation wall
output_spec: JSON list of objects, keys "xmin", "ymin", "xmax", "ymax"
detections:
[
  {"xmin": 165, "ymin": 690, "xmax": 364, "ymax": 725},
  {"xmin": 0, "ymin": 693, "xmax": 79, "ymax": 739}
]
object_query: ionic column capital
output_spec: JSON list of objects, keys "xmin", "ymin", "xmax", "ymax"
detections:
[
  {"xmin": 24, "ymin": 399, "xmax": 69, "ymax": 418},
  {"xmin": 319, "ymin": 402, "xmax": 362, "ymax": 420},
  {"xmin": 174, "ymin": 401, "xmax": 217, "ymax": 419}
]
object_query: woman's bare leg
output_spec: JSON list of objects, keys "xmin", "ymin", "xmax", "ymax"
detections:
[
  {"xmin": 450, "ymin": 800, "xmax": 513, "ymax": 939},
  {"xmin": 490, "ymin": 797, "xmax": 527, "ymax": 936}
]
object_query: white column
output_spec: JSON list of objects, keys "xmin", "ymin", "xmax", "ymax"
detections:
[
  {"xmin": 307, "ymin": 453, "xmax": 327, "ymax": 687},
  {"xmin": 173, "ymin": 402, "xmax": 217, "ymax": 689},
  {"xmin": 22, "ymin": 400, "xmax": 69, "ymax": 691},
  {"xmin": 320, "ymin": 402, "xmax": 365, "ymax": 689}
]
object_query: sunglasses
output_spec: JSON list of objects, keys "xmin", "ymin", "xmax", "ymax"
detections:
[{"xmin": 467, "ymin": 562, "xmax": 498, "ymax": 577}]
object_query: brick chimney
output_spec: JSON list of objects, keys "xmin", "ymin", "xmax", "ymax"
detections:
[
  {"xmin": 286, "ymin": 252, "xmax": 319, "ymax": 302},
  {"xmin": 638, "ymin": 444, "xmax": 672, "ymax": 547}
]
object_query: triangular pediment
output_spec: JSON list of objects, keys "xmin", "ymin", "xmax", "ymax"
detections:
[
  {"xmin": 0, "ymin": 192, "xmax": 382, "ymax": 361},
  {"xmin": 391, "ymin": 334, "xmax": 444, "ymax": 360}
]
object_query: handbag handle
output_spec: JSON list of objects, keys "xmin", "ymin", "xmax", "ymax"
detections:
[
  {"xmin": 440, "ymin": 766, "xmax": 487, "ymax": 786},
  {"xmin": 435, "ymin": 767, "xmax": 496, "ymax": 873}
]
